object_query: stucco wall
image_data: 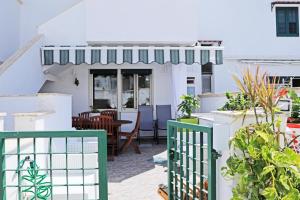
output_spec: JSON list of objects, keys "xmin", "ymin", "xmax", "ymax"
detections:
[
  {"xmin": 198, "ymin": 0, "xmax": 300, "ymax": 59},
  {"xmin": 0, "ymin": 36, "xmax": 45, "ymax": 95},
  {"xmin": 0, "ymin": 93, "xmax": 72, "ymax": 131},
  {"xmin": 20, "ymin": 0, "xmax": 81, "ymax": 44},
  {"xmin": 0, "ymin": 1, "xmax": 20, "ymax": 61},
  {"xmin": 86, "ymin": 0, "xmax": 200, "ymax": 43}
]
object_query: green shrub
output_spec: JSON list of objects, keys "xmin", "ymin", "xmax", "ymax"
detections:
[
  {"xmin": 177, "ymin": 95, "xmax": 200, "ymax": 118},
  {"xmin": 218, "ymin": 92, "xmax": 252, "ymax": 111}
]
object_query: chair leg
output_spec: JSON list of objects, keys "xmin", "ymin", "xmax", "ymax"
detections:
[
  {"xmin": 120, "ymin": 137, "xmax": 131, "ymax": 153},
  {"xmin": 132, "ymin": 140, "xmax": 141, "ymax": 154}
]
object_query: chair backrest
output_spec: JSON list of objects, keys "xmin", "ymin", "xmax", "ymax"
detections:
[
  {"xmin": 72, "ymin": 117, "xmax": 83, "ymax": 129},
  {"xmin": 90, "ymin": 116, "xmax": 113, "ymax": 135},
  {"xmin": 101, "ymin": 110, "xmax": 118, "ymax": 120},
  {"xmin": 138, "ymin": 105, "xmax": 154, "ymax": 131},
  {"xmin": 79, "ymin": 112, "xmax": 91, "ymax": 119},
  {"xmin": 156, "ymin": 105, "xmax": 172, "ymax": 130}
]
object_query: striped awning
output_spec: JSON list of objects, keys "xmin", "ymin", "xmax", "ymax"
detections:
[{"xmin": 41, "ymin": 45, "xmax": 224, "ymax": 66}]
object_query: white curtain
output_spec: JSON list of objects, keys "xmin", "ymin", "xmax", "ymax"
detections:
[{"xmin": 171, "ymin": 64, "xmax": 187, "ymax": 117}]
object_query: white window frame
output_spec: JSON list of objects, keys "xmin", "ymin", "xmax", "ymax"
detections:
[{"xmin": 121, "ymin": 73, "xmax": 153, "ymax": 112}]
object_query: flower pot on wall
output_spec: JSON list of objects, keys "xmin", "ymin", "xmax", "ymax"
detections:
[{"xmin": 178, "ymin": 117, "xmax": 199, "ymax": 124}]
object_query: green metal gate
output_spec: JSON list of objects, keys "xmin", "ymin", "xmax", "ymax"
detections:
[
  {"xmin": 0, "ymin": 130, "xmax": 108, "ymax": 200},
  {"xmin": 167, "ymin": 120, "xmax": 219, "ymax": 200}
]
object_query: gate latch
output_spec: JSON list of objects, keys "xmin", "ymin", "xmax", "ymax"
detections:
[{"xmin": 212, "ymin": 149, "xmax": 222, "ymax": 160}]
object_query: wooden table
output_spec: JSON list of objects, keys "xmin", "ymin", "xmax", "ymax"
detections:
[{"xmin": 111, "ymin": 120, "xmax": 132, "ymax": 154}]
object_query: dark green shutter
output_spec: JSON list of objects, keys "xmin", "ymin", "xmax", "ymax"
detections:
[
  {"xmin": 123, "ymin": 50, "xmax": 132, "ymax": 64},
  {"xmin": 216, "ymin": 50, "xmax": 223, "ymax": 65},
  {"xmin": 170, "ymin": 50, "xmax": 179, "ymax": 64},
  {"xmin": 44, "ymin": 50, "xmax": 54, "ymax": 65},
  {"xmin": 107, "ymin": 49, "xmax": 117, "ymax": 64},
  {"xmin": 154, "ymin": 50, "xmax": 164, "ymax": 64},
  {"xmin": 185, "ymin": 50, "xmax": 194, "ymax": 65},
  {"xmin": 201, "ymin": 50, "xmax": 210, "ymax": 65},
  {"xmin": 91, "ymin": 50, "xmax": 101, "ymax": 64},
  {"xmin": 139, "ymin": 50, "xmax": 148, "ymax": 64},
  {"xmin": 75, "ymin": 50, "xmax": 85, "ymax": 65},
  {"xmin": 60, "ymin": 50, "xmax": 69, "ymax": 65}
]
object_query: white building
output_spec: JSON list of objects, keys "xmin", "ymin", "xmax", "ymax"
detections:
[{"xmin": 0, "ymin": 0, "xmax": 299, "ymax": 129}]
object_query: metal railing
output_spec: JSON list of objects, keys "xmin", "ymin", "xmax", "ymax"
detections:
[
  {"xmin": 167, "ymin": 120, "xmax": 219, "ymax": 200},
  {"xmin": 0, "ymin": 130, "xmax": 108, "ymax": 200}
]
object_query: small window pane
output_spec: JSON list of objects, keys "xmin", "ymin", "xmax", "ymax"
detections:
[
  {"xmin": 138, "ymin": 75, "xmax": 151, "ymax": 106},
  {"xmin": 93, "ymin": 74, "xmax": 117, "ymax": 109},
  {"xmin": 202, "ymin": 75, "xmax": 212, "ymax": 93},
  {"xmin": 276, "ymin": 7, "xmax": 299, "ymax": 36},
  {"xmin": 122, "ymin": 74, "xmax": 135, "ymax": 109}
]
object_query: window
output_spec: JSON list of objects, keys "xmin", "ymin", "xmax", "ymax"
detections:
[
  {"xmin": 276, "ymin": 7, "xmax": 299, "ymax": 37},
  {"xmin": 91, "ymin": 69, "xmax": 117, "ymax": 109},
  {"xmin": 268, "ymin": 76, "xmax": 300, "ymax": 87},
  {"xmin": 187, "ymin": 77, "xmax": 196, "ymax": 96},
  {"xmin": 202, "ymin": 62, "xmax": 213, "ymax": 93},
  {"xmin": 121, "ymin": 69, "xmax": 152, "ymax": 109}
]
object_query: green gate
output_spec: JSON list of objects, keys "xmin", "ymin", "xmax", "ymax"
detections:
[
  {"xmin": 167, "ymin": 120, "xmax": 219, "ymax": 200},
  {"xmin": 0, "ymin": 130, "xmax": 108, "ymax": 200}
]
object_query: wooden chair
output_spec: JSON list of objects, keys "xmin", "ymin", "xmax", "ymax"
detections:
[
  {"xmin": 101, "ymin": 110, "xmax": 118, "ymax": 120},
  {"xmin": 90, "ymin": 116, "xmax": 116, "ymax": 160},
  {"xmin": 72, "ymin": 116, "xmax": 83, "ymax": 130},
  {"xmin": 79, "ymin": 112, "xmax": 91, "ymax": 129},
  {"xmin": 119, "ymin": 112, "xmax": 141, "ymax": 154}
]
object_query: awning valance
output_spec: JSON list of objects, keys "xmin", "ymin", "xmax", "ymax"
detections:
[{"xmin": 41, "ymin": 45, "xmax": 224, "ymax": 66}]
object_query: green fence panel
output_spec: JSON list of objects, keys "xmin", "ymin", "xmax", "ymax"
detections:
[
  {"xmin": 0, "ymin": 130, "xmax": 108, "ymax": 200},
  {"xmin": 167, "ymin": 120, "xmax": 219, "ymax": 200}
]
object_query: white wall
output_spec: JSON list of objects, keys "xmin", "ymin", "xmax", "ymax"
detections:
[
  {"xmin": 20, "ymin": 0, "xmax": 81, "ymax": 44},
  {"xmin": 38, "ymin": 1, "xmax": 86, "ymax": 45},
  {"xmin": 199, "ymin": 0, "xmax": 300, "ymax": 59},
  {"xmin": 0, "ymin": 93, "xmax": 72, "ymax": 130},
  {"xmin": 0, "ymin": 1, "xmax": 20, "ymax": 61},
  {"xmin": 0, "ymin": 35, "xmax": 45, "ymax": 95},
  {"xmin": 85, "ymin": 0, "xmax": 200, "ymax": 43}
]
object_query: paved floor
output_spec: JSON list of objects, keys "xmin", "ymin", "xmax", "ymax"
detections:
[{"xmin": 107, "ymin": 144, "xmax": 167, "ymax": 200}]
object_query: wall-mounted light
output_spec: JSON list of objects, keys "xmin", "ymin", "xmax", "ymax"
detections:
[{"xmin": 74, "ymin": 78, "xmax": 79, "ymax": 86}]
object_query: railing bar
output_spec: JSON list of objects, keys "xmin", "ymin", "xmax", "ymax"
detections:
[
  {"xmin": 199, "ymin": 132, "xmax": 204, "ymax": 200},
  {"xmin": 174, "ymin": 128, "xmax": 179, "ymax": 198},
  {"xmin": 81, "ymin": 137, "xmax": 85, "ymax": 200},
  {"xmin": 3, "ymin": 167, "xmax": 99, "ymax": 172},
  {"xmin": 33, "ymin": 137, "xmax": 37, "ymax": 200},
  {"xmin": 17, "ymin": 138, "xmax": 21, "ymax": 200},
  {"xmin": 4, "ymin": 183, "xmax": 99, "ymax": 187},
  {"xmin": 179, "ymin": 128, "xmax": 183, "ymax": 199},
  {"xmin": 65, "ymin": 138, "xmax": 69, "ymax": 199},
  {"xmin": 0, "ymin": 138, "xmax": 5, "ymax": 199},
  {"xmin": 98, "ymin": 132, "xmax": 108, "ymax": 200},
  {"xmin": 167, "ymin": 124, "xmax": 174, "ymax": 200},
  {"xmin": 192, "ymin": 130, "xmax": 196, "ymax": 199},
  {"xmin": 50, "ymin": 138, "xmax": 53, "ymax": 200},
  {"xmin": 3, "ymin": 152, "xmax": 98, "ymax": 156},
  {"xmin": 185, "ymin": 129, "xmax": 189, "ymax": 198},
  {"xmin": 208, "ymin": 127, "xmax": 216, "ymax": 200}
]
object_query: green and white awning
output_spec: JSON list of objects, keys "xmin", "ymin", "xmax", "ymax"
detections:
[{"xmin": 41, "ymin": 45, "xmax": 224, "ymax": 66}]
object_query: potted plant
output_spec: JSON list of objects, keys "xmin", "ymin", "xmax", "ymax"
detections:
[
  {"xmin": 177, "ymin": 95, "xmax": 200, "ymax": 124},
  {"xmin": 221, "ymin": 68, "xmax": 300, "ymax": 199},
  {"xmin": 288, "ymin": 90, "xmax": 300, "ymax": 123}
]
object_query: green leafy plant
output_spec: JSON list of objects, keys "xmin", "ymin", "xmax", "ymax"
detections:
[
  {"xmin": 219, "ymin": 92, "xmax": 252, "ymax": 111},
  {"xmin": 222, "ymin": 67, "xmax": 300, "ymax": 200},
  {"xmin": 289, "ymin": 90, "xmax": 300, "ymax": 119},
  {"xmin": 222, "ymin": 123, "xmax": 300, "ymax": 200},
  {"xmin": 177, "ymin": 95, "xmax": 200, "ymax": 118}
]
